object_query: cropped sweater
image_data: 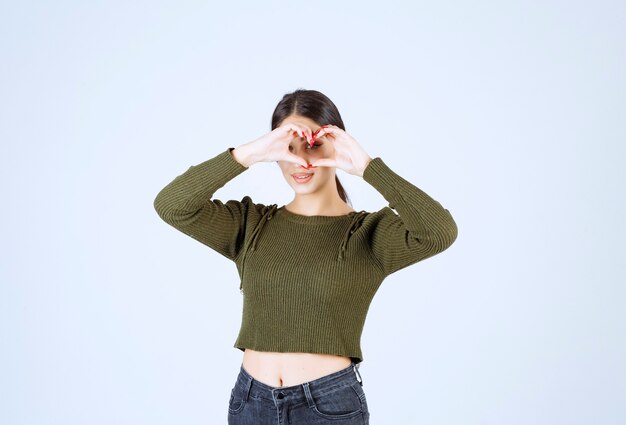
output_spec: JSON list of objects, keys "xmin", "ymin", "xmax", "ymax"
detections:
[{"xmin": 153, "ymin": 147, "xmax": 458, "ymax": 364}]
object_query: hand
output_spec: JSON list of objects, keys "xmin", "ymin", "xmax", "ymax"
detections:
[
  {"xmin": 309, "ymin": 125, "xmax": 372, "ymax": 177},
  {"xmin": 233, "ymin": 123, "xmax": 314, "ymax": 168}
]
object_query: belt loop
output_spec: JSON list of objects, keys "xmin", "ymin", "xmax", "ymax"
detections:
[
  {"xmin": 302, "ymin": 382, "xmax": 315, "ymax": 408},
  {"xmin": 353, "ymin": 363, "xmax": 363, "ymax": 385},
  {"xmin": 242, "ymin": 372, "xmax": 253, "ymax": 401}
]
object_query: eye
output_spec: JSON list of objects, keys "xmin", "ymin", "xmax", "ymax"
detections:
[{"xmin": 305, "ymin": 143, "xmax": 322, "ymax": 150}]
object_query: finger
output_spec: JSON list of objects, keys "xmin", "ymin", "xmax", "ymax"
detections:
[
  {"xmin": 302, "ymin": 126, "xmax": 313, "ymax": 145},
  {"xmin": 310, "ymin": 125, "xmax": 328, "ymax": 146},
  {"xmin": 313, "ymin": 125, "xmax": 330, "ymax": 137},
  {"xmin": 302, "ymin": 125, "xmax": 311, "ymax": 140},
  {"xmin": 287, "ymin": 153, "xmax": 308, "ymax": 168},
  {"xmin": 297, "ymin": 127, "xmax": 312, "ymax": 143},
  {"xmin": 291, "ymin": 129, "xmax": 306, "ymax": 141},
  {"xmin": 310, "ymin": 158, "xmax": 336, "ymax": 168},
  {"xmin": 283, "ymin": 124, "xmax": 306, "ymax": 140},
  {"xmin": 313, "ymin": 126, "xmax": 335, "ymax": 140},
  {"xmin": 285, "ymin": 128, "xmax": 298, "ymax": 140},
  {"xmin": 283, "ymin": 123, "xmax": 298, "ymax": 135}
]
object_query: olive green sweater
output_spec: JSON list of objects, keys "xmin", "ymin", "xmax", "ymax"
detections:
[{"xmin": 154, "ymin": 147, "xmax": 458, "ymax": 364}]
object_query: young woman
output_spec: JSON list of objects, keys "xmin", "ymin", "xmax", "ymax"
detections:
[{"xmin": 154, "ymin": 89, "xmax": 458, "ymax": 424}]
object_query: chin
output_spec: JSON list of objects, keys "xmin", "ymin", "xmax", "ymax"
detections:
[{"xmin": 292, "ymin": 185, "xmax": 317, "ymax": 194}]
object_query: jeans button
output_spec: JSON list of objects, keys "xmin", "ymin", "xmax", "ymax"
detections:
[{"xmin": 276, "ymin": 392, "xmax": 285, "ymax": 399}]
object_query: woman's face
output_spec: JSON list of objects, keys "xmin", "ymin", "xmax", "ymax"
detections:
[{"xmin": 276, "ymin": 115, "xmax": 336, "ymax": 197}]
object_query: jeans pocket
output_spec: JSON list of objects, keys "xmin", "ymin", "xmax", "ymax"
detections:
[
  {"xmin": 310, "ymin": 382, "xmax": 364, "ymax": 420},
  {"xmin": 351, "ymin": 380, "xmax": 370, "ymax": 417},
  {"xmin": 228, "ymin": 385, "xmax": 247, "ymax": 415}
]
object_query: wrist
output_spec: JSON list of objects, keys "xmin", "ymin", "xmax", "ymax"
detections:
[
  {"xmin": 358, "ymin": 157, "xmax": 373, "ymax": 177},
  {"xmin": 231, "ymin": 145, "xmax": 256, "ymax": 168}
]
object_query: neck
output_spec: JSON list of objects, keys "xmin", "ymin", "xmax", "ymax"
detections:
[{"xmin": 287, "ymin": 187, "xmax": 351, "ymax": 216}]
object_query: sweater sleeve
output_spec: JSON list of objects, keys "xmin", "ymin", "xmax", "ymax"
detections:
[
  {"xmin": 362, "ymin": 157, "xmax": 458, "ymax": 276},
  {"xmin": 153, "ymin": 147, "xmax": 253, "ymax": 261}
]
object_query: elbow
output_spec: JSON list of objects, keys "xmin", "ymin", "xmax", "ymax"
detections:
[
  {"xmin": 153, "ymin": 191, "xmax": 165, "ymax": 216},
  {"xmin": 443, "ymin": 217, "xmax": 458, "ymax": 249},
  {"xmin": 153, "ymin": 190, "xmax": 175, "ymax": 223},
  {"xmin": 430, "ymin": 214, "xmax": 458, "ymax": 254},
  {"xmin": 153, "ymin": 190, "xmax": 205, "ymax": 228}
]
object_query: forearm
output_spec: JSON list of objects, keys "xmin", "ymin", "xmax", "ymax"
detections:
[
  {"xmin": 153, "ymin": 147, "xmax": 249, "ymax": 223},
  {"xmin": 364, "ymin": 157, "xmax": 457, "ymax": 247}
]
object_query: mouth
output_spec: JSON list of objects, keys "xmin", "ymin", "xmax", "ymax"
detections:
[{"xmin": 291, "ymin": 172, "xmax": 314, "ymax": 184}]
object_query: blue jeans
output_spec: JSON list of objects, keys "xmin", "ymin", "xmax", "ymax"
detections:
[{"xmin": 227, "ymin": 361, "xmax": 370, "ymax": 424}]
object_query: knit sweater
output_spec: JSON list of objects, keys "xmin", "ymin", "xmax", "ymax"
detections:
[{"xmin": 153, "ymin": 147, "xmax": 458, "ymax": 364}]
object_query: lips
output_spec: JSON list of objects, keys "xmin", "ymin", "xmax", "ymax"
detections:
[{"xmin": 292, "ymin": 172, "xmax": 313, "ymax": 183}]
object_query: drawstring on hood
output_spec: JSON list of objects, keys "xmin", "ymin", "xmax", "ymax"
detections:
[
  {"xmin": 249, "ymin": 204, "xmax": 279, "ymax": 252},
  {"xmin": 338, "ymin": 211, "xmax": 368, "ymax": 261},
  {"xmin": 239, "ymin": 204, "xmax": 278, "ymax": 294}
]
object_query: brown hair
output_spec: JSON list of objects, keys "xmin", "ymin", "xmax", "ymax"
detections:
[{"xmin": 271, "ymin": 89, "xmax": 351, "ymax": 206}]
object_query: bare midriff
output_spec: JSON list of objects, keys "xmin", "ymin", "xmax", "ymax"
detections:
[{"xmin": 242, "ymin": 348, "xmax": 353, "ymax": 388}]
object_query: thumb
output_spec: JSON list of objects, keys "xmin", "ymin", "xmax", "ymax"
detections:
[
  {"xmin": 310, "ymin": 158, "xmax": 336, "ymax": 168},
  {"xmin": 287, "ymin": 153, "xmax": 308, "ymax": 168}
]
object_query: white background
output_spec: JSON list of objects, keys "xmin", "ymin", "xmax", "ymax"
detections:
[{"xmin": 1, "ymin": 1, "xmax": 624, "ymax": 424}]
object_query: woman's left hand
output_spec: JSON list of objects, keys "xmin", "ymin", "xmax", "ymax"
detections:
[{"xmin": 309, "ymin": 125, "xmax": 373, "ymax": 177}]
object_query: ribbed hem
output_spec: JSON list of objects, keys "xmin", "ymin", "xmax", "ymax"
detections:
[
  {"xmin": 362, "ymin": 157, "xmax": 387, "ymax": 187},
  {"xmin": 226, "ymin": 147, "xmax": 250, "ymax": 170},
  {"xmin": 226, "ymin": 147, "xmax": 250, "ymax": 171},
  {"xmin": 233, "ymin": 342, "xmax": 363, "ymax": 365}
]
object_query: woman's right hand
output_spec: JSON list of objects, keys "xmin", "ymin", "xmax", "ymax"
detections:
[{"xmin": 232, "ymin": 124, "xmax": 313, "ymax": 168}]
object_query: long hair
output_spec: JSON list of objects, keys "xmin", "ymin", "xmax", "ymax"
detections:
[{"xmin": 270, "ymin": 89, "xmax": 351, "ymax": 206}]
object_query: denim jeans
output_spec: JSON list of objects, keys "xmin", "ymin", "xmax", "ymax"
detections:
[{"xmin": 227, "ymin": 361, "xmax": 370, "ymax": 424}]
